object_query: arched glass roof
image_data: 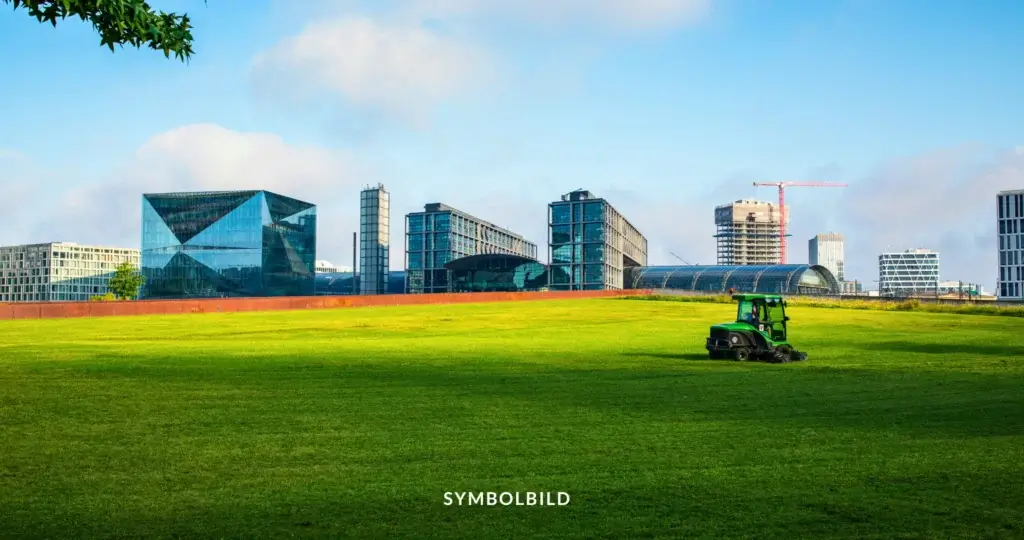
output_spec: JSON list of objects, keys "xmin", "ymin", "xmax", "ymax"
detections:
[{"xmin": 627, "ymin": 264, "xmax": 839, "ymax": 295}]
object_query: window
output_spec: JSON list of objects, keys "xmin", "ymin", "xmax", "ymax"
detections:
[
  {"xmin": 583, "ymin": 202, "xmax": 603, "ymax": 222},
  {"xmin": 584, "ymin": 223, "xmax": 604, "ymax": 242},
  {"xmin": 433, "ymin": 251, "xmax": 450, "ymax": 268},
  {"xmin": 583, "ymin": 264, "xmax": 603, "ymax": 283},
  {"xmin": 408, "ymin": 252, "xmax": 423, "ymax": 270},
  {"xmin": 435, "ymin": 213, "xmax": 451, "ymax": 232},
  {"xmin": 572, "ymin": 204, "xmax": 582, "ymax": 222},
  {"xmin": 583, "ymin": 244, "xmax": 604, "ymax": 263},
  {"xmin": 407, "ymin": 215, "xmax": 424, "ymax": 233},
  {"xmin": 550, "ymin": 225, "xmax": 570, "ymax": 245},
  {"xmin": 407, "ymin": 234, "xmax": 424, "ymax": 251},
  {"xmin": 550, "ymin": 204, "xmax": 571, "ymax": 224},
  {"xmin": 1000, "ymin": 220, "xmax": 1006, "ymax": 234},
  {"xmin": 551, "ymin": 245, "xmax": 572, "ymax": 265}
]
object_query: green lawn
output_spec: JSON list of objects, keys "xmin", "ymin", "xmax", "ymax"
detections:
[{"xmin": 1, "ymin": 298, "xmax": 1023, "ymax": 539}]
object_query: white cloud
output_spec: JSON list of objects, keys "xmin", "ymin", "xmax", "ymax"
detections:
[
  {"xmin": 250, "ymin": 16, "xmax": 490, "ymax": 121},
  {"xmin": 0, "ymin": 125, "xmax": 365, "ymax": 264},
  {"xmin": 835, "ymin": 145, "xmax": 1024, "ymax": 289},
  {"xmin": 403, "ymin": 0, "xmax": 712, "ymax": 30}
]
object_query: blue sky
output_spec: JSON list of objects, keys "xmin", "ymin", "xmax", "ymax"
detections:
[{"xmin": 1, "ymin": 0, "xmax": 1022, "ymax": 290}]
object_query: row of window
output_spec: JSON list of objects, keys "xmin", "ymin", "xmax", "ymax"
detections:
[
  {"xmin": 999, "ymin": 218, "xmax": 1023, "ymax": 235},
  {"xmin": 998, "ymin": 266, "xmax": 1024, "ymax": 282},
  {"xmin": 999, "ymin": 233, "xmax": 1024, "ymax": 251},
  {"xmin": 550, "ymin": 201, "xmax": 605, "ymax": 225},
  {"xmin": 1000, "ymin": 282, "xmax": 1022, "ymax": 298},
  {"xmin": 1002, "ymin": 251, "xmax": 1022, "ymax": 266},
  {"xmin": 998, "ymin": 193, "xmax": 1024, "ymax": 219},
  {"xmin": 0, "ymin": 294, "xmax": 97, "ymax": 302}
]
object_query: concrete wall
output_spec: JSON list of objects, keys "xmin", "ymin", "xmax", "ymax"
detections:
[{"xmin": 0, "ymin": 289, "xmax": 652, "ymax": 321}]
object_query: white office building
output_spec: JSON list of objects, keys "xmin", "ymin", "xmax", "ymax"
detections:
[
  {"xmin": 808, "ymin": 232, "xmax": 845, "ymax": 282},
  {"xmin": 0, "ymin": 242, "xmax": 141, "ymax": 302},
  {"xmin": 997, "ymin": 189, "xmax": 1023, "ymax": 300},
  {"xmin": 878, "ymin": 248, "xmax": 940, "ymax": 297},
  {"xmin": 360, "ymin": 184, "xmax": 390, "ymax": 295}
]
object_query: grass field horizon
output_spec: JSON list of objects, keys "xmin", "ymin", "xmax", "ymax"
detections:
[{"xmin": 2, "ymin": 298, "xmax": 1023, "ymax": 539}]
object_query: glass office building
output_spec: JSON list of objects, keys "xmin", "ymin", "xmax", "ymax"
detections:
[
  {"xmin": 141, "ymin": 190, "xmax": 316, "ymax": 299},
  {"xmin": 359, "ymin": 184, "xmax": 390, "ymax": 295},
  {"xmin": 548, "ymin": 190, "xmax": 648, "ymax": 290},
  {"xmin": 405, "ymin": 203, "xmax": 538, "ymax": 294},
  {"xmin": 627, "ymin": 264, "xmax": 840, "ymax": 295},
  {"xmin": 445, "ymin": 254, "xmax": 559, "ymax": 292}
]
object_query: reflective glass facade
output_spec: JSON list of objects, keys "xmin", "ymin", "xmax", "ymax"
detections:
[
  {"xmin": 315, "ymin": 271, "xmax": 407, "ymax": 296},
  {"xmin": 548, "ymin": 190, "xmax": 647, "ymax": 291},
  {"xmin": 141, "ymin": 190, "xmax": 316, "ymax": 299},
  {"xmin": 627, "ymin": 264, "xmax": 840, "ymax": 295},
  {"xmin": 445, "ymin": 254, "xmax": 559, "ymax": 292},
  {"xmin": 405, "ymin": 203, "xmax": 538, "ymax": 294}
]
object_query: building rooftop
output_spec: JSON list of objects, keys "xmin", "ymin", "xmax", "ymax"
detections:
[
  {"xmin": 411, "ymin": 203, "xmax": 530, "ymax": 242},
  {"xmin": 998, "ymin": 188, "xmax": 1024, "ymax": 195}
]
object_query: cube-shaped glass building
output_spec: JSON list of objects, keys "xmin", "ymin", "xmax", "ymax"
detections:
[{"xmin": 141, "ymin": 190, "xmax": 316, "ymax": 299}]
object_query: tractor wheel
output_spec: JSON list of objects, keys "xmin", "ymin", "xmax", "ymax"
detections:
[
  {"xmin": 774, "ymin": 345, "xmax": 794, "ymax": 363},
  {"xmin": 733, "ymin": 348, "xmax": 750, "ymax": 362}
]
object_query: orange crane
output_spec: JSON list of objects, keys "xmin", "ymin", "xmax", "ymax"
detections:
[{"xmin": 752, "ymin": 181, "xmax": 848, "ymax": 264}]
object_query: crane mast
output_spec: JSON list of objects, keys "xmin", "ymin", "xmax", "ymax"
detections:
[{"xmin": 751, "ymin": 181, "xmax": 848, "ymax": 264}]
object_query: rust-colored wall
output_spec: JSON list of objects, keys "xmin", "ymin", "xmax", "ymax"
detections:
[{"xmin": 0, "ymin": 289, "xmax": 652, "ymax": 321}]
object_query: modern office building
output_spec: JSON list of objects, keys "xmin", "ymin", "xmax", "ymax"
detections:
[
  {"xmin": 878, "ymin": 248, "xmax": 940, "ymax": 297},
  {"xmin": 0, "ymin": 242, "xmax": 140, "ymax": 302},
  {"xmin": 808, "ymin": 232, "xmax": 845, "ymax": 281},
  {"xmin": 445, "ymin": 254, "xmax": 551, "ymax": 293},
  {"xmin": 714, "ymin": 199, "xmax": 789, "ymax": 265},
  {"xmin": 141, "ymin": 190, "xmax": 316, "ymax": 299},
  {"xmin": 626, "ymin": 264, "xmax": 839, "ymax": 295},
  {"xmin": 359, "ymin": 184, "xmax": 390, "ymax": 295},
  {"xmin": 547, "ymin": 189, "xmax": 647, "ymax": 290},
  {"xmin": 404, "ymin": 203, "xmax": 538, "ymax": 294},
  {"xmin": 997, "ymin": 189, "xmax": 1023, "ymax": 300}
]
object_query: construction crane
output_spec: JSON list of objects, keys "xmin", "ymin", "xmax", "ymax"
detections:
[{"xmin": 752, "ymin": 181, "xmax": 848, "ymax": 264}]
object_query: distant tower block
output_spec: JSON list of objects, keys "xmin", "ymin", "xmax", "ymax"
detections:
[
  {"xmin": 360, "ymin": 184, "xmax": 390, "ymax": 295},
  {"xmin": 714, "ymin": 199, "xmax": 788, "ymax": 265}
]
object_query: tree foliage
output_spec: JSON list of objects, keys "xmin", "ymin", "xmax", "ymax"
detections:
[
  {"xmin": 4, "ymin": 0, "xmax": 200, "ymax": 61},
  {"xmin": 108, "ymin": 261, "xmax": 145, "ymax": 300}
]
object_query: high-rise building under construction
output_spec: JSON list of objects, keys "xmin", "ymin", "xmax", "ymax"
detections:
[{"xmin": 714, "ymin": 199, "xmax": 789, "ymax": 265}]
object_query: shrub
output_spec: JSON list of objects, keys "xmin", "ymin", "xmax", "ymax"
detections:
[
  {"xmin": 89, "ymin": 293, "xmax": 118, "ymax": 302},
  {"xmin": 616, "ymin": 294, "xmax": 1024, "ymax": 318}
]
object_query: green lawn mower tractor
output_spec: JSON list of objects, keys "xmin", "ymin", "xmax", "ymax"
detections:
[{"xmin": 705, "ymin": 294, "xmax": 808, "ymax": 363}]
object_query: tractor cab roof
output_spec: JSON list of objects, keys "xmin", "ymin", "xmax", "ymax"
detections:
[{"xmin": 732, "ymin": 294, "xmax": 784, "ymax": 302}]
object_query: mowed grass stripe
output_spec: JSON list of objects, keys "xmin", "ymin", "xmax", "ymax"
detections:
[{"xmin": 1, "ymin": 298, "xmax": 1022, "ymax": 539}]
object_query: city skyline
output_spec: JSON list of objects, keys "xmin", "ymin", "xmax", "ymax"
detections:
[{"xmin": 1, "ymin": 1, "xmax": 1023, "ymax": 291}]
